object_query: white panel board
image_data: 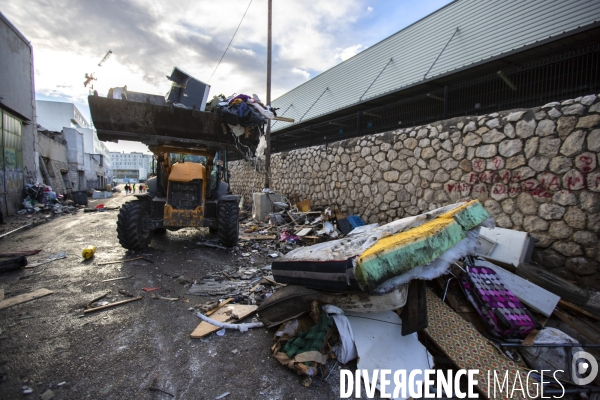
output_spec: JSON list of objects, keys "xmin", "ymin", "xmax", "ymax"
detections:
[
  {"xmin": 478, "ymin": 227, "xmax": 534, "ymax": 267},
  {"xmin": 346, "ymin": 311, "xmax": 433, "ymax": 400},
  {"xmin": 477, "ymin": 260, "xmax": 560, "ymax": 317}
]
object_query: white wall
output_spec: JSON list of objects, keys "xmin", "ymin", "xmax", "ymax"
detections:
[{"xmin": 35, "ymin": 101, "xmax": 91, "ymax": 132}]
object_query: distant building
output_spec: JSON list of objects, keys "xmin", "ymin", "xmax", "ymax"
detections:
[
  {"xmin": 110, "ymin": 152, "xmax": 153, "ymax": 182},
  {"xmin": 0, "ymin": 12, "xmax": 37, "ymax": 215},
  {"xmin": 36, "ymin": 100, "xmax": 112, "ymax": 191}
]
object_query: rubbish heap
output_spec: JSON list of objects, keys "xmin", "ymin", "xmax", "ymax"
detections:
[
  {"xmin": 191, "ymin": 199, "xmax": 600, "ymax": 399},
  {"xmin": 19, "ymin": 182, "xmax": 77, "ymax": 215}
]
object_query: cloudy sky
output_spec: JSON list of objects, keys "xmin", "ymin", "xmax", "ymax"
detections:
[{"xmin": 2, "ymin": 0, "xmax": 452, "ymax": 153}]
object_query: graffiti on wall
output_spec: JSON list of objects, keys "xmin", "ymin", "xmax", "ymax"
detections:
[{"xmin": 445, "ymin": 153, "xmax": 599, "ymax": 201}]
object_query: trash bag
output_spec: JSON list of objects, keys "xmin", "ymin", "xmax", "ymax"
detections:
[
  {"xmin": 238, "ymin": 102, "xmax": 266, "ymax": 127},
  {"xmin": 220, "ymin": 106, "xmax": 240, "ymax": 126}
]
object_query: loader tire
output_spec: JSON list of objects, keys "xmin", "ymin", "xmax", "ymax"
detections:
[
  {"xmin": 218, "ymin": 199, "xmax": 239, "ymax": 247},
  {"xmin": 117, "ymin": 200, "xmax": 153, "ymax": 250}
]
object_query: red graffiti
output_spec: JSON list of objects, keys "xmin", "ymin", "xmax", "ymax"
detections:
[
  {"xmin": 566, "ymin": 175, "xmax": 583, "ymax": 190},
  {"xmin": 509, "ymin": 183, "xmax": 522, "ymax": 196},
  {"xmin": 490, "ymin": 156, "xmax": 504, "ymax": 170},
  {"xmin": 492, "ymin": 184, "xmax": 508, "ymax": 195},
  {"xmin": 479, "ymin": 171, "xmax": 495, "ymax": 184},
  {"xmin": 531, "ymin": 187, "xmax": 552, "ymax": 199},
  {"xmin": 472, "ymin": 159, "xmax": 485, "ymax": 172},
  {"xmin": 499, "ymin": 171, "xmax": 511, "ymax": 184},
  {"xmin": 578, "ymin": 155, "xmax": 595, "ymax": 173},
  {"xmin": 471, "ymin": 184, "xmax": 487, "ymax": 196},
  {"xmin": 545, "ymin": 176, "xmax": 561, "ymax": 191},
  {"xmin": 521, "ymin": 179, "xmax": 539, "ymax": 192},
  {"xmin": 511, "ymin": 172, "xmax": 522, "ymax": 182},
  {"xmin": 446, "ymin": 182, "xmax": 471, "ymax": 195}
]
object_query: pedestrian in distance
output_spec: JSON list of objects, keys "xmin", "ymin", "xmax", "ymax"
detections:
[{"xmin": 132, "ymin": 183, "xmax": 136, "ymax": 194}]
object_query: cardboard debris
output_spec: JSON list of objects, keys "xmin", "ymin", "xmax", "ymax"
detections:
[{"xmin": 190, "ymin": 304, "xmax": 257, "ymax": 338}]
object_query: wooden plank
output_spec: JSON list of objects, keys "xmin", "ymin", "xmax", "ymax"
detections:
[
  {"xmin": 0, "ymin": 250, "xmax": 42, "ymax": 257},
  {"xmin": 553, "ymin": 308, "xmax": 600, "ymax": 342},
  {"xmin": 558, "ymin": 299, "xmax": 600, "ymax": 321},
  {"xmin": 190, "ymin": 304, "xmax": 257, "ymax": 338},
  {"xmin": 521, "ymin": 316, "xmax": 548, "ymax": 346},
  {"xmin": 102, "ymin": 276, "xmax": 133, "ymax": 282},
  {"xmin": 272, "ymin": 116, "xmax": 294, "ymax": 122},
  {"xmin": 484, "ymin": 261, "xmax": 560, "ymax": 317},
  {"xmin": 97, "ymin": 257, "xmax": 143, "ymax": 266},
  {"xmin": 401, "ymin": 279, "xmax": 428, "ymax": 336},
  {"xmin": 83, "ymin": 297, "xmax": 142, "ymax": 314},
  {"xmin": 0, "ymin": 288, "xmax": 54, "ymax": 310},
  {"xmin": 206, "ymin": 298, "xmax": 234, "ymax": 316},
  {"xmin": 286, "ymin": 211, "xmax": 299, "ymax": 226},
  {"xmin": 239, "ymin": 234, "xmax": 276, "ymax": 240}
]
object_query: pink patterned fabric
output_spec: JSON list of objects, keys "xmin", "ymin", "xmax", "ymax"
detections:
[{"xmin": 460, "ymin": 266, "xmax": 537, "ymax": 339}]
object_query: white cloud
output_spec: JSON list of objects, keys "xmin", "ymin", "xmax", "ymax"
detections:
[
  {"xmin": 291, "ymin": 68, "xmax": 310, "ymax": 80},
  {"xmin": 336, "ymin": 44, "xmax": 364, "ymax": 61},
  {"xmin": 1, "ymin": 0, "xmax": 370, "ymax": 107},
  {"xmin": 1, "ymin": 0, "xmax": 453, "ymax": 131}
]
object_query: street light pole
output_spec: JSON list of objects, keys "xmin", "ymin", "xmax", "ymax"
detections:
[{"xmin": 264, "ymin": 0, "xmax": 272, "ymax": 189}]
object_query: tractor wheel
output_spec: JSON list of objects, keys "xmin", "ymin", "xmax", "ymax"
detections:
[
  {"xmin": 218, "ymin": 199, "xmax": 239, "ymax": 247},
  {"xmin": 209, "ymin": 227, "xmax": 218, "ymax": 234},
  {"xmin": 116, "ymin": 200, "xmax": 154, "ymax": 250}
]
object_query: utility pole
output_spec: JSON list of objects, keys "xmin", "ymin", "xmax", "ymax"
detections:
[{"xmin": 264, "ymin": 0, "xmax": 272, "ymax": 189}]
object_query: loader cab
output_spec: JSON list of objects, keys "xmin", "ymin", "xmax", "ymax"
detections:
[
  {"xmin": 119, "ymin": 148, "xmax": 239, "ymax": 250},
  {"xmin": 209, "ymin": 151, "xmax": 230, "ymax": 201}
]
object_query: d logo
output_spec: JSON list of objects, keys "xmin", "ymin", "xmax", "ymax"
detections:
[{"xmin": 572, "ymin": 351, "xmax": 598, "ymax": 386}]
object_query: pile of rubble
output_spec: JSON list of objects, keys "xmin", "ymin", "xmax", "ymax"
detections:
[
  {"xmin": 190, "ymin": 198, "xmax": 600, "ymax": 398},
  {"xmin": 18, "ymin": 183, "xmax": 77, "ymax": 215}
]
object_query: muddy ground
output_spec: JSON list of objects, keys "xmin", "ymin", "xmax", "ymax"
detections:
[{"xmin": 0, "ymin": 187, "xmax": 352, "ymax": 400}]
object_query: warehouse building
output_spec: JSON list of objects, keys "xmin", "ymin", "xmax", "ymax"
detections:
[{"xmin": 269, "ymin": 0, "xmax": 600, "ymax": 153}]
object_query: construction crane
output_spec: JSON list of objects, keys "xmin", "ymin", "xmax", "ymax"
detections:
[{"xmin": 84, "ymin": 50, "xmax": 113, "ymax": 88}]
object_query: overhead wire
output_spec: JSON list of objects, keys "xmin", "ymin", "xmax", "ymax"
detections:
[{"xmin": 208, "ymin": 0, "xmax": 253, "ymax": 83}]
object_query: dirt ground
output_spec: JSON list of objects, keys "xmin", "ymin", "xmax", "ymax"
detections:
[{"xmin": 0, "ymin": 187, "xmax": 349, "ymax": 400}]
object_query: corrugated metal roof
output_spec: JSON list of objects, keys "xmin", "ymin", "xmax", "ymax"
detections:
[{"xmin": 271, "ymin": 0, "xmax": 600, "ymax": 131}]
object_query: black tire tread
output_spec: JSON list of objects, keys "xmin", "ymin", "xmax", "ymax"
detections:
[
  {"xmin": 218, "ymin": 200, "xmax": 239, "ymax": 247},
  {"xmin": 116, "ymin": 200, "xmax": 153, "ymax": 250}
]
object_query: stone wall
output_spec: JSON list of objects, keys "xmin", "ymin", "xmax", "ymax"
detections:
[{"xmin": 229, "ymin": 95, "xmax": 600, "ymax": 289}]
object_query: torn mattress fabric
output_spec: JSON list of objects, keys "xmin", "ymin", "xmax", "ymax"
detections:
[{"xmin": 272, "ymin": 200, "xmax": 492, "ymax": 293}]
